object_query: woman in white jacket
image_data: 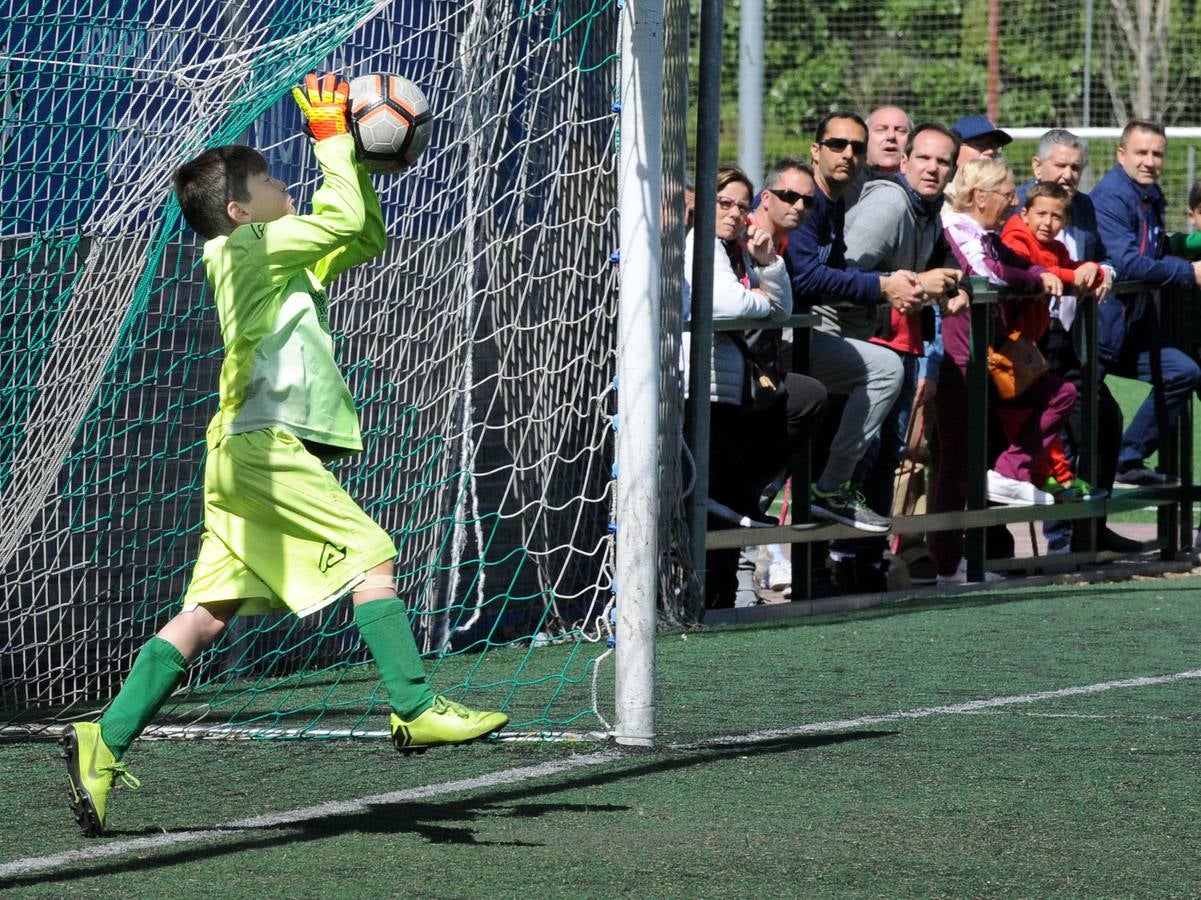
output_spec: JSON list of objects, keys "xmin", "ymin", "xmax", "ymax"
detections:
[
  {"xmin": 685, "ymin": 168, "xmax": 793, "ymax": 403},
  {"xmin": 684, "ymin": 165, "xmax": 798, "ymax": 609}
]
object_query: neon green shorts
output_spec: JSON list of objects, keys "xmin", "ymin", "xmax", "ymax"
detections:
[{"xmin": 182, "ymin": 426, "xmax": 397, "ymax": 617}]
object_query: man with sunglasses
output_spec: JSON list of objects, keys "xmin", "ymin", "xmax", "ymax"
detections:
[
  {"xmin": 781, "ymin": 111, "xmax": 922, "ymax": 534},
  {"xmin": 747, "ymin": 158, "xmax": 831, "ymax": 593},
  {"xmin": 754, "ymin": 160, "xmax": 818, "ymax": 239}
]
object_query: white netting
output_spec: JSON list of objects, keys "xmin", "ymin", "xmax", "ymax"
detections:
[{"xmin": 1, "ymin": 0, "xmax": 693, "ymax": 735}]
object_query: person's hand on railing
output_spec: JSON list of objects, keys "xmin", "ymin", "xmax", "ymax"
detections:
[
  {"xmin": 1039, "ymin": 271, "xmax": 1064, "ymax": 297},
  {"xmin": 1073, "ymin": 262, "xmax": 1100, "ymax": 293},
  {"xmin": 1095, "ymin": 266, "xmax": 1114, "ymax": 302},
  {"xmin": 942, "ymin": 289, "xmax": 970, "ymax": 316}
]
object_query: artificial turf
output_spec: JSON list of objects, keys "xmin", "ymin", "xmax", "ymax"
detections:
[{"xmin": 5, "ymin": 574, "xmax": 1201, "ymax": 897}]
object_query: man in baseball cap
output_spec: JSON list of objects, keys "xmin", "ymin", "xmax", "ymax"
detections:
[{"xmin": 951, "ymin": 114, "xmax": 1013, "ymax": 166}]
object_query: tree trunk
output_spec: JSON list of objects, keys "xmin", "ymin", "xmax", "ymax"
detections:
[{"xmin": 1106, "ymin": 0, "xmax": 1170, "ymax": 120}]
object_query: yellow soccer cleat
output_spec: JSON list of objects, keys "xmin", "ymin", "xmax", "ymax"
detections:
[
  {"xmin": 61, "ymin": 722, "xmax": 140, "ymax": 837},
  {"xmin": 390, "ymin": 695, "xmax": 509, "ymax": 755}
]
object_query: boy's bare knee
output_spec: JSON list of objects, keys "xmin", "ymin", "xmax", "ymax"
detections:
[
  {"xmin": 158, "ymin": 600, "xmax": 240, "ymax": 661},
  {"xmin": 352, "ymin": 561, "xmax": 395, "ymax": 605}
]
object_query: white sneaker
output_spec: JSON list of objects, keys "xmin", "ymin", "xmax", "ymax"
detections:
[
  {"xmin": 765, "ymin": 559, "xmax": 792, "ymax": 591},
  {"xmin": 986, "ymin": 470, "xmax": 1054, "ymax": 506},
  {"xmin": 935, "ymin": 560, "xmax": 1004, "ymax": 586}
]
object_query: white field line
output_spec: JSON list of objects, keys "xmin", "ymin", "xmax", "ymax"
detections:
[
  {"xmin": 1, "ymin": 754, "xmax": 622, "ymax": 880},
  {"xmin": 6, "ymin": 667, "xmax": 1201, "ymax": 880},
  {"xmin": 973, "ymin": 711, "xmax": 1199, "ymax": 721},
  {"xmin": 669, "ymin": 668, "xmax": 1201, "ymax": 749}
]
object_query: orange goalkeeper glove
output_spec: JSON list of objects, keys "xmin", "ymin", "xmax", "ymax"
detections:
[{"xmin": 292, "ymin": 72, "xmax": 350, "ymax": 142}]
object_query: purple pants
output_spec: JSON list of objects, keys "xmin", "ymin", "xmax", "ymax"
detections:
[{"xmin": 928, "ymin": 359, "xmax": 1076, "ymax": 575}]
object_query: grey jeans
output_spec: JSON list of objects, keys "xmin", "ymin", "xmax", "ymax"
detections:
[{"xmin": 807, "ymin": 330, "xmax": 905, "ymax": 485}]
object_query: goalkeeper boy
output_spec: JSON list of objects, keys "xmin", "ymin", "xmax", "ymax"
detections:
[{"xmin": 61, "ymin": 73, "xmax": 508, "ymax": 838}]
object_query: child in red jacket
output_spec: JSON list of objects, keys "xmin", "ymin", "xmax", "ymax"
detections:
[{"xmin": 1000, "ymin": 182, "xmax": 1105, "ymax": 502}]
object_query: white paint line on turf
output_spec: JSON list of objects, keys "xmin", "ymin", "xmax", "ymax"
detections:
[
  {"xmin": 1, "ymin": 753, "xmax": 623, "ymax": 880},
  {"xmin": 671, "ymin": 667, "xmax": 1201, "ymax": 750},
  {"xmin": 6, "ymin": 666, "xmax": 1201, "ymax": 880}
]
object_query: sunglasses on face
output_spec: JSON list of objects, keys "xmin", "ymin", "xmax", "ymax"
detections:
[
  {"xmin": 768, "ymin": 188, "xmax": 816, "ymax": 209},
  {"xmin": 819, "ymin": 137, "xmax": 868, "ymax": 155},
  {"xmin": 716, "ymin": 196, "xmax": 752, "ymax": 213}
]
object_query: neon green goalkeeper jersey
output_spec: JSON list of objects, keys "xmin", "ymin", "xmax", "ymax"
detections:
[{"xmin": 202, "ymin": 133, "xmax": 385, "ymax": 454}]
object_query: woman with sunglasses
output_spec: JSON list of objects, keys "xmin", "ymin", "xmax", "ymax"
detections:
[
  {"xmin": 684, "ymin": 165, "xmax": 793, "ymax": 609},
  {"xmin": 931, "ymin": 157, "xmax": 1077, "ymax": 584}
]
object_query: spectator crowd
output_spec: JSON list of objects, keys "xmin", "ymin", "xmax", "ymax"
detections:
[{"xmin": 683, "ymin": 111, "xmax": 1201, "ymax": 609}]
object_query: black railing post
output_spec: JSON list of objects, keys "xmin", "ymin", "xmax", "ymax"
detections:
[
  {"xmin": 965, "ymin": 276, "xmax": 993, "ymax": 582},
  {"xmin": 1077, "ymin": 291, "xmax": 1099, "ymax": 554},
  {"xmin": 790, "ymin": 325, "xmax": 813, "ymax": 600}
]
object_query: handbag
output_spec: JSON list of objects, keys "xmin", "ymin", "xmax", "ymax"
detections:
[
  {"xmin": 987, "ymin": 330, "xmax": 1049, "ymax": 400},
  {"xmin": 729, "ymin": 332, "xmax": 788, "ymax": 410}
]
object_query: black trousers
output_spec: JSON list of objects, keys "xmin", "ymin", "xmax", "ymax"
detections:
[
  {"xmin": 1039, "ymin": 322, "xmax": 1123, "ymax": 548},
  {"xmin": 702, "ymin": 373, "xmax": 827, "ymax": 609}
]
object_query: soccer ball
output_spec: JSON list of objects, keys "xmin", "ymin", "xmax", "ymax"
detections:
[{"xmin": 347, "ymin": 73, "xmax": 432, "ymax": 173}]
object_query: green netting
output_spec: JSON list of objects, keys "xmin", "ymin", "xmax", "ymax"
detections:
[{"xmin": 0, "ymin": 0, "xmax": 686, "ymax": 739}]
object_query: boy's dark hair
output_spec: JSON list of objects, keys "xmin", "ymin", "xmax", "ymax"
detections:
[
  {"xmin": 1189, "ymin": 180, "xmax": 1201, "ymax": 211},
  {"xmin": 173, "ymin": 145, "xmax": 268, "ymax": 239},
  {"xmin": 815, "ymin": 110, "xmax": 867, "ymax": 144},
  {"xmin": 1024, "ymin": 181, "xmax": 1072, "ymax": 216}
]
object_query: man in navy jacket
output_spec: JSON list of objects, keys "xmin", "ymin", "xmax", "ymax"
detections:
[
  {"xmin": 780, "ymin": 110, "xmax": 921, "ymax": 534},
  {"xmin": 1090, "ymin": 119, "xmax": 1201, "ymax": 486}
]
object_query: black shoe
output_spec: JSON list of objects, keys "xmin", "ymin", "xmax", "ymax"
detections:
[
  {"xmin": 1114, "ymin": 465, "xmax": 1171, "ymax": 487},
  {"xmin": 1098, "ymin": 528, "xmax": 1144, "ymax": 554},
  {"xmin": 830, "ymin": 557, "xmax": 857, "ymax": 594},
  {"xmin": 810, "ymin": 482, "xmax": 891, "ymax": 533},
  {"xmin": 830, "ymin": 557, "xmax": 888, "ymax": 594},
  {"xmin": 792, "ymin": 563, "xmax": 840, "ymax": 600},
  {"xmin": 1070, "ymin": 527, "xmax": 1144, "ymax": 555},
  {"xmin": 855, "ymin": 561, "xmax": 888, "ymax": 593},
  {"xmin": 905, "ymin": 554, "xmax": 938, "ymax": 586}
]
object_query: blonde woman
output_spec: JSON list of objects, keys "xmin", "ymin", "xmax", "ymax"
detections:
[{"xmin": 929, "ymin": 158, "xmax": 1077, "ymax": 583}]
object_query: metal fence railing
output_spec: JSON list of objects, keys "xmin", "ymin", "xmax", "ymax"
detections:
[{"xmin": 699, "ymin": 279, "xmax": 1200, "ymax": 605}]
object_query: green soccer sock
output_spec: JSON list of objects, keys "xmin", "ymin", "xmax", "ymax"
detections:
[
  {"xmin": 99, "ymin": 636, "xmax": 188, "ymax": 760},
  {"xmin": 354, "ymin": 598, "xmax": 435, "ymax": 721}
]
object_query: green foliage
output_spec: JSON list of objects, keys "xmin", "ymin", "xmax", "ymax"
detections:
[
  {"xmin": 1095, "ymin": 0, "xmax": 1201, "ymax": 124},
  {"xmin": 693, "ymin": 0, "xmax": 1201, "ymax": 169}
]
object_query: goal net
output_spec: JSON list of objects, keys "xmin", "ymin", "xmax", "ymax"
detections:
[{"xmin": 1, "ymin": 0, "xmax": 693, "ymax": 738}]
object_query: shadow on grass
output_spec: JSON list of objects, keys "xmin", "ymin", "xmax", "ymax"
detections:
[
  {"xmin": 1, "ymin": 730, "xmax": 894, "ymax": 888},
  {"xmin": 703, "ymin": 577, "xmax": 1201, "ymax": 635}
]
